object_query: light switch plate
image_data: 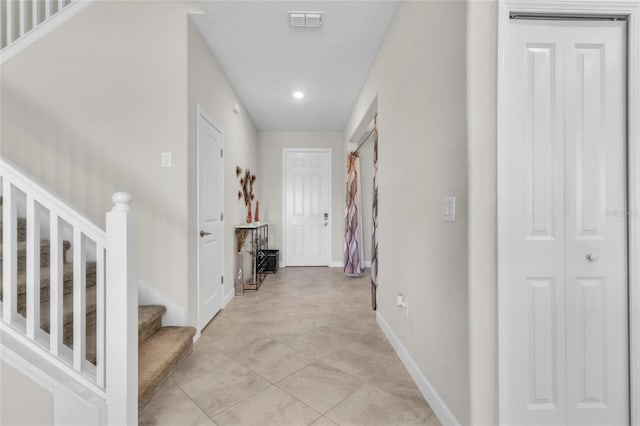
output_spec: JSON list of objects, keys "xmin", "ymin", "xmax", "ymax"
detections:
[
  {"xmin": 161, "ymin": 152, "xmax": 172, "ymax": 168},
  {"xmin": 442, "ymin": 196, "xmax": 456, "ymax": 222}
]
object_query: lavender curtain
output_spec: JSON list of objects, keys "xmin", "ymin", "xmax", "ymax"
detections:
[
  {"xmin": 344, "ymin": 152, "xmax": 364, "ymax": 276},
  {"xmin": 371, "ymin": 126, "xmax": 379, "ymax": 310}
]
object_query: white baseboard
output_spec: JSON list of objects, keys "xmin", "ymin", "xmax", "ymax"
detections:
[
  {"xmin": 330, "ymin": 261, "xmax": 370, "ymax": 268},
  {"xmin": 376, "ymin": 311, "xmax": 460, "ymax": 426},
  {"xmin": 138, "ymin": 280, "xmax": 185, "ymax": 326},
  {"xmin": 224, "ymin": 289, "xmax": 234, "ymax": 307}
]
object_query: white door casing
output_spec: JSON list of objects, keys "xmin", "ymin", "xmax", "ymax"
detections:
[
  {"xmin": 283, "ymin": 149, "xmax": 331, "ymax": 266},
  {"xmin": 197, "ymin": 106, "xmax": 224, "ymax": 331},
  {"xmin": 499, "ymin": 16, "xmax": 628, "ymax": 426}
]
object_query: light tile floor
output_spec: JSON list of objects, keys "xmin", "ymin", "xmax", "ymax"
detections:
[{"xmin": 140, "ymin": 267, "xmax": 440, "ymax": 426}]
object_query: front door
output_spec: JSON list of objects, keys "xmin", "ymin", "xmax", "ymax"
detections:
[
  {"xmin": 284, "ymin": 150, "xmax": 331, "ymax": 266},
  {"xmin": 501, "ymin": 18, "xmax": 628, "ymax": 425},
  {"xmin": 197, "ymin": 107, "xmax": 224, "ymax": 331}
]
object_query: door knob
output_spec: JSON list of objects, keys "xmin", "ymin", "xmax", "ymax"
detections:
[
  {"xmin": 200, "ymin": 230, "xmax": 212, "ymax": 237},
  {"xmin": 586, "ymin": 253, "xmax": 599, "ymax": 262}
]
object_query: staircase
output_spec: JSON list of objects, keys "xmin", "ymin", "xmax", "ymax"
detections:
[{"xmin": 0, "ymin": 195, "xmax": 196, "ymax": 410}]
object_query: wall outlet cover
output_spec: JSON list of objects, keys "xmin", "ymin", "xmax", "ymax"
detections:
[{"xmin": 442, "ymin": 196, "xmax": 456, "ymax": 222}]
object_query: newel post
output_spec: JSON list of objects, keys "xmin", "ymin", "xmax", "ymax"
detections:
[{"xmin": 105, "ymin": 192, "xmax": 138, "ymax": 425}]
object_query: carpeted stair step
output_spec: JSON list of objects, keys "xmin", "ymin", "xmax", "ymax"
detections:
[
  {"xmin": 36, "ymin": 284, "xmax": 97, "ymax": 343},
  {"xmin": 0, "ymin": 200, "xmax": 27, "ymax": 242},
  {"xmin": 0, "ymin": 240, "xmax": 71, "ymax": 274},
  {"xmin": 0, "ymin": 262, "xmax": 97, "ymax": 307},
  {"xmin": 138, "ymin": 305, "xmax": 166, "ymax": 345},
  {"xmin": 84, "ymin": 305, "xmax": 173, "ymax": 366},
  {"xmin": 138, "ymin": 326, "xmax": 196, "ymax": 408},
  {"xmin": 0, "ymin": 217, "xmax": 27, "ymax": 243}
]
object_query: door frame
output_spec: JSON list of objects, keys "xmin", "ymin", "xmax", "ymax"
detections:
[
  {"xmin": 282, "ymin": 148, "xmax": 332, "ymax": 267},
  {"xmin": 196, "ymin": 104, "xmax": 224, "ymax": 331},
  {"xmin": 497, "ymin": 1, "xmax": 640, "ymax": 424}
]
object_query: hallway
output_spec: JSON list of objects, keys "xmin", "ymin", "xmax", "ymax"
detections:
[{"xmin": 140, "ymin": 267, "xmax": 439, "ymax": 426}]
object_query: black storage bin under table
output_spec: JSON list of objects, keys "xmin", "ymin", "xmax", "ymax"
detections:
[{"xmin": 257, "ymin": 249, "xmax": 279, "ymax": 274}]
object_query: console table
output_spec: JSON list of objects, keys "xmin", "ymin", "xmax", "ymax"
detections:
[{"xmin": 235, "ymin": 223, "xmax": 268, "ymax": 292}]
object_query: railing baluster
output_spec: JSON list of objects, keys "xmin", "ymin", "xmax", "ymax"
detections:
[
  {"xmin": 96, "ymin": 243, "xmax": 105, "ymax": 388},
  {"xmin": 49, "ymin": 213, "xmax": 63, "ymax": 356},
  {"xmin": 2, "ymin": 181, "xmax": 17, "ymax": 323},
  {"xmin": 44, "ymin": 0, "xmax": 51, "ymax": 19},
  {"xmin": 32, "ymin": 0, "xmax": 39, "ymax": 28},
  {"xmin": 72, "ymin": 228, "xmax": 86, "ymax": 371},
  {"xmin": 26, "ymin": 195, "xmax": 40, "ymax": 340},
  {"xmin": 57, "ymin": 0, "xmax": 63, "ymax": 14},
  {"xmin": 18, "ymin": 0, "xmax": 26, "ymax": 37},
  {"xmin": 6, "ymin": 0, "xmax": 15, "ymax": 45}
]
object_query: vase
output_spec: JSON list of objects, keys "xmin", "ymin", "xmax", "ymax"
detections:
[
  {"xmin": 234, "ymin": 252, "xmax": 244, "ymax": 296},
  {"xmin": 246, "ymin": 202, "xmax": 252, "ymax": 223},
  {"xmin": 254, "ymin": 200, "xmax": 260, "ymax": 222}
]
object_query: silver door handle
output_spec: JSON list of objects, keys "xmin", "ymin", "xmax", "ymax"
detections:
[
  {"xmin": 586, "ymin": 253, "xmax": 599, "ymax": 262},
  {"xmin": 200, "ymin": 230, "xmax": 212, "ymax": 237}
]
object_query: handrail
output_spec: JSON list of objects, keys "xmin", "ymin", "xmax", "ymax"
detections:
[{"xmin": 0, "ymin": 158, "xmax": 105, "ymax": 242}]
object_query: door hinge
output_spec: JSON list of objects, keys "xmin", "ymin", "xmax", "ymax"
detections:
[
  {"xmin": 220, "ymin": 212, "xmax": 224, "ymax": 221},
  {"xmin": 220, "ymin": 148, "xmax": 224, "ymax": 158},
  {"xmin": 221, "ymin": 276, "xmax": 224, "ymax": 284}
]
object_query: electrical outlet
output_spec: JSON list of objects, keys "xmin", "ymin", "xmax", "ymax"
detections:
[
  {"xmin": 161, "ymin": 152, "xmax": 172, "ymax": 168},
  {"xmin": 442, "ymin": 196, "xmax": 456, "ymax": 222}
]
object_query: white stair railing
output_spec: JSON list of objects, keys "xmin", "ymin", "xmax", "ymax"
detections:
[
  {"xmin": 1, "ymin": 0, "xmax": 93, "ymax": 64},
  {"xmin": 0, "ymin": 158, "xmax": 137, "ymax": 424}
]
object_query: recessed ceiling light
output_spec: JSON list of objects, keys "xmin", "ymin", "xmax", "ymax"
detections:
[{"xmin": 293, "ymin": 91, "xmax": 304, "ymax": 99}]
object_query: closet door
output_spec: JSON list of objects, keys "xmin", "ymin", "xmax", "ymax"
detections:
[{"xmin": 502, "ymin": 18, "xmax": 628, "ymax": 426}]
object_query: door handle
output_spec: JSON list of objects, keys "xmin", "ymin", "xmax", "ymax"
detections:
[
  {"xmin": 324, "ymin": 222, "xmax": 328, "ymax": 227},
  {"xmin": 586, "ymin": 253, "xmax": 599, "ymax": 262},
  {"xmin": 200, "ymin": 230, "xmax": 212, "ymax": 237}
]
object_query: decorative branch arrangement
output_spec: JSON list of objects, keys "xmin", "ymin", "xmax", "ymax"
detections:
[
  {"xmin": 236, "ymin": 228, "xmax": 248, "ymax": 252},
  {"xmin": 236, "ymin": 166, "xmax": 257, "ymax": 223}
]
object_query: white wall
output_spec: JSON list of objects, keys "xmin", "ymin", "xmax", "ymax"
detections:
[
  {"xmin": 0, "ymin": 361, "xmax": 54, "ymax": 426},
  {"xmin": 467, "ymin": 1, "xmax": 498, "ymax": 425},
  {"xmin": 187, "ymin": 18, "xmax": 259, "ymax": 319},
  {"xmin": 344, "ymin": 2, "xmax": 470, "ymax": 424},
  {"xmin": 258, "ymin": 132, "xmax": 344, "ymax": 266}
]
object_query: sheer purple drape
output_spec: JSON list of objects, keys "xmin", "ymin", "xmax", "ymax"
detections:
[
  {"xmin": 371, "ymin": 116, "xmax": 379, "ymax": 310},
  {"xmin": 345, "ymin": 153, "xmax": 364, "ymax": 276}
]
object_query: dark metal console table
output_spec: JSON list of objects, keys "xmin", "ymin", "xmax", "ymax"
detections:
[{"xmin": 235, "ymin": 223, "xmax": 268, "ymax": 292}]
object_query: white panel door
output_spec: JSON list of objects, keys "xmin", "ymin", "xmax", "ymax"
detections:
[
  {"xmin": 197, "ymin": 108, "xmax": 224, "ymax": 331},
  {"xmin": 504, "ymin": 19, "xmax": 628, "ymax": 426},
  {"xmin": 284, "ymin": 150, "xmax": 331, "ymax": 266}
]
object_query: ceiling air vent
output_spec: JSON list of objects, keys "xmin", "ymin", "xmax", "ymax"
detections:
[
  {"xmin": 289, "ymin": 11, "xmax": 323, "ymax": 28},
  {"xmin": 289, "ymin": 13, "xmax": 306, "ymax": 28},
  {"xmin": 305, "ymin": 13, "xmax": 322, "ymax": 28}
]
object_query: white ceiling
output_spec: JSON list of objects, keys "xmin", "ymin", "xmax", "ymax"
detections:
[{"xmin": 191, "ymin": 1, "xmax": 398, "ymax": 132}]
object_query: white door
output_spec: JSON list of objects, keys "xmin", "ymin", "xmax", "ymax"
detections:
[
  {"xmin": 197, "ymin": 107, "xmax": 224, "ymax": 331},
  {"xmin": 502, "ymin": 19, "xmax": 628, "ymax": 426},
  {"xmin": 284, "ymin": 150, "xmax": 331, "ymax": 266}
]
